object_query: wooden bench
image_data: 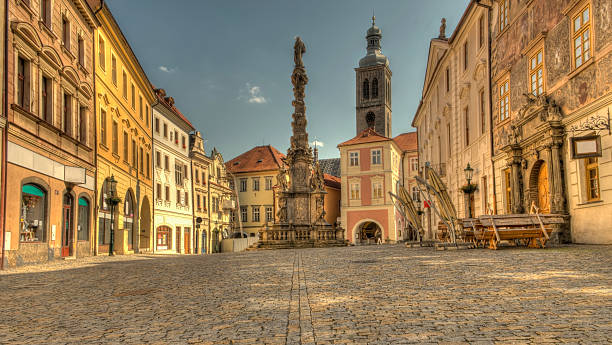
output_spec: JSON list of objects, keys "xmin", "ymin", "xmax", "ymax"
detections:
[{"xmin": 477, "ymin": 214, "xmax": 566, "ymax": 250}]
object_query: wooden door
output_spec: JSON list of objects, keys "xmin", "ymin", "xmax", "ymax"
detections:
[
  {"xmin": 184, "ymin": 229, "xmax": 190, "ymax": 254},
  {"xmin": 537, "ymin": 162, "xmax": 550, "ymax": 213},
  {"xmin": 62, "ymin": 195, "xmax": 73, "ymax": 257},
  {"xmin": 176, "ymin": 227, "xmax": 181, "ymax": 253}
]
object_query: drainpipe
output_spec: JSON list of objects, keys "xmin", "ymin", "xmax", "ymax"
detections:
[
  {"xmin": 150, "ymin": 95, "xmax": 159, "ymax": 253},
  {"xmin": 92, "ymin": 12, "xmax": 99, "ymax": 256},
  {"xmin": 475, "ymin": 0, "xmax": 496, "ymax": 214},
  {"xmin": 1, "ymin": 0, "xmax": 9, "ymax": 269},
  {"xmin": 189, "ymin": 141, "xmax": 195, "ymax": 253}
]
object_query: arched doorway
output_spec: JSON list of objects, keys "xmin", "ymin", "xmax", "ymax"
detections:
[
  {"xmin": 202, "ymin": 230, "xmax": 207, "ymax": 254},
  {"xmin": 531, "ymin": 161, "xmax": 550, "ymax": 214},
  {"xmin": 124, "ymin": 191, "xmax": 135, "ymax": 251},
  {"xmin": 212, "ymin": 228, "xmax": 220, "ymax": 253},
  {"xmin": 156, "ymin": 225, "xmax": 171, "ymax": 250},
  {"xmin": 61, "ymin": 193, "xmax": 74, "ymax": 257},
  {"xmin": 139, "ymin": 196, "xmax": 151, "ymax": 252},
  {"xmin": 355, "ymin": 221, "xmax": 382, "ymax": 245}
]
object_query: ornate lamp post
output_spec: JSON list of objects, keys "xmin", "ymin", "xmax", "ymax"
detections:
[
  {"xmin": 107, "ymin": 175, "xmax": 120, "ymax": 256},
  {"xmin": 463, "ymin": 163, "xmax": 475, "ymax": 218}
]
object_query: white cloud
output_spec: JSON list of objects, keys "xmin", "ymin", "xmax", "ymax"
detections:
[
  {"xmin": 159, "ymin": 65, "xmax": 176, "ymax": 73},
  {"xmin": 311, "ymin": 140, "xmax": 324, "ymax": 148},
  {"xmin": 244, "ymin": 82, "xmax": 267, "ymax": 104}
]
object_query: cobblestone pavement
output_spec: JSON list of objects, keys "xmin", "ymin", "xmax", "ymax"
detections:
[{"xmin": 1, "ymin": 245, "xmax": 611, "ymax": 344}]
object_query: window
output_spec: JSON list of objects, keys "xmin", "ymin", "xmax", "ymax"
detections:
[
  {"xmin": 464, "ymin": 107, "xmax": 470, "ymax": 146},
  {"xmin": 145, "ymin": 105, "xmax": 150, "ymax": 127},
  {"xmin": 146, "ymin": 153, "xmax": 150, "ymax": 178},
  {"xmin": 463, "ymin": 41, "xmax": 468, "ymax": 70},
  {"xmin": 131, "ymin": 139, "xmax": 137, "ymax": 167},
  {"xmin": 445, "ymin": 67, "xmax": 450, "ymax": 92},
  {"xmin": 585, "ymin": 157, "xmax": 599, "ymax": 201},
  {"xmin": 156, "ymin": 183, "xmax": 162, "ymax": 200},
  {"xmin": 212, "ymin": 197, "xmax": 219, "ymax": 213},
  {"xmin": 252, "ymin": 207, "xmax": 260, "ymax": 223},
  {"xmin": 482, "ymin": 176, "xmax": 488, "ymax": 214},
  {"xmin": 182, "ymin": 135, "xmax": 186, "ymax": 149},
  {"xmin": 372, "ymin": 181, "xmax": 383, "ymax": 199},
  {"xmin": 78, "ymin": 106, "xmax": 87, "ymax": 145},
  {"xmin": 165, "ymin": 186, "xmax": 170, "ymax": 201},
  {"xmin": 412, "ymin": 186, "xmax": 420, "ymax": 202},
  {"xmin": 366, "ymin": 112, "xmax": 375, "ymax": 128},
  {"xmin": 202, "ymin": 171, "xmax": 206, "ymax": 185},
  {"xmin": 372, "ymin": 78, "xmax": 379, "ymax": 98},
  {"xmin": 241, "ymin": 206, "xmax": 247, "ymax": 222},
  {"xmin": 529, "ymin": 49, "xmax": 544, "ymax": 96},
  {"xmin": 41, "ymin": 75, "xmax": 52, "ymax": 124},
  {"xmin": 156, "ymin": 151, "xmax": 161, "ymax": 168},
  {"xmin": 139, "ymin": 96, "xmax": 143, "ymax": 119},
  {"xmin": 411, "ymin": 158, "xmax": 418, "ymax": 172},
  {"xmin": 131, "ymin": 84, "xmax": 135, "ymax": 109},
  {"xmin": 17, "ymin": 56, "xmax": 30, "ymax": 110},
  {"xmin": 174, "ymin": 130, "xmax": 179, "ymax": 145},
  {"xmin": 77, "ymin": 197, "xmax": 90, "ymax": 241},
  {"xmin": 371, "ymin": 149, "xmax": 381, "ymax": 165},
  {"xmin": 265, "ymin": 176, "xmax": 273, "ymax": 190},
  {"xmin": 163, "ymin": 123, "xmax": 168, "ymax": 138},
  {"xmin": 480, "ymin": 89, "xmax": 486, "ymax": 135},
  {"xmin": 111, "ymin": 55, "xmax": 117, "ymax": 85},
  {"xmin": 122, "ymin": 71, "xmax": 127, "ymax": 99},
  {"xmin": 78, "ymin": 36, "xmax": 84, "ymax": 66},
  {"xmin": 217, "ymin": 167, "xmax": 221, "ymax": 178},
  {"xmin": 176, "ymin": 190, "xmax": 181, "ymax": 205},
  {"xmin": 479, "ymin": 15, "xmax": 485, "ymax": 48},
  {"xmin": 504, "ymin": 168, "xmax": 512, "ymax": 213},
  {"xmin": 98, "ymin": 36, "xmax": 105, "ymax": 71},
  {"xmin": 20, "ymin": 184, "xmax": 47, "ymax": 242},
  {"xmin": 349, "ymin": 152, "xmax": 359, "ymax": 167},
  {"xmin": 100, "ymin": 109, "xmax": 107, "ymax": 146},
  {"xmin": 155, "ymin": 118, "xmax": 160, "ymax": 133},
  {"xmin": 197, "ymin": 194, "xmax": 201, "ymax": 210},
  {"xmin": 252, "ymin": 178, "xmax": 260, "ymax": 191},
  {"xmin": 112, "ymin": 121, "xmax": 118, "ymax": 154},
  {"xmin": 41, "ymin": 0, "xmax": 51, "ymax": 28},
  {"xmin": 240, "ymin": 178, "xmax": 247, "ymax": 192},
  {"xmin": 362, "ymin": 79, "xmax": 369, "ymax": 99},
  {"xmin": 266, "ymin": 207, "xmax": 273, "ymax": 222},
  {"xmin": 185, "ymin": 191, "xmax": 189, "ymax": 207},
  {"xmin": 350, "ymin": 183, "xmax": 360, "ymax": 200},
  {"xmin": 447, "ymin": 123, "xmax": 451, "ymax": 158},
  {"xmin": 184, "ymin": 165, "xmax": 188, "ymax": 180},
  {"xmin": 499, "ymin": 79, "xmax": 510, "ymax": 122},
  {"xmin": 62, "ymin": 17, "xmax": 70, "ymax": 50},
  {"xmin": 572, "ymin": 4, "xmax": 591, "ymax": 69},
  {"xmin": 499, "ymin": 0, "xmax": 509, "ymax": 32},
  {"xmin": 63, "ymin": 93, "xmax": 72, "ymax": 136},
  {"xmin": 123, "ymin": 132, "xmax": 128, "ymax": 161},
  {"xmin": 175, "ymin": 163, "xmax": 184, "ymax": 185},
  {"xmin": 164, "ymin": 155, "xmax": 169, "ymax": 171},
  {"xmin": 139, "ymin": 147, "xmax": 144, "ymax": 173}
]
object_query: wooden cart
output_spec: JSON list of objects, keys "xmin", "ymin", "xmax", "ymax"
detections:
[{"xmin": 477, "ymin": 214, "xmax": 567, "ymax": 250}]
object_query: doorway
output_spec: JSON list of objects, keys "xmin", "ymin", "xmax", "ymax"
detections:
[
  {"xmin": 537, "ymin": 162, "xmax": 550, "ymax": 213},
  {"xmin": 184, "ymin": 227, "xmax": 191, "ymax": 254},
  {"xmin": 176, "ymin": 227, "xmax": 181, "ymax": 253},
  {"xmin": 62, "ymin": 193, "xmax": 73, "ymax": 257}
]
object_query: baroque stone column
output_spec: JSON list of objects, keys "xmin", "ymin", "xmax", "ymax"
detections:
[{"xmin": 509, "ymin": 146, "xmax": 524, "ymax": 214}]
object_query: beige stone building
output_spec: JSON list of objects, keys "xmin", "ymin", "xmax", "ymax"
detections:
[
  {"xmin": 413, "ymin": 2, "xmax": 494, "ymax": 238},
  {"xmin": 189, "ymin": 131, "xmax": 211, "ymax": 254},
  {"xmin": 3, "ymin": 0, "xmax": 97, "ymax": 267},
  {"xmin": 208, "ymin": 148, "xmax": 233, "ymax": 252}
]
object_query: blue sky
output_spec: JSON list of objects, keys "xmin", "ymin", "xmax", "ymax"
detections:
[{"xmin": 106, "ymin": 0, "xmax": 470, "ymax": 160}]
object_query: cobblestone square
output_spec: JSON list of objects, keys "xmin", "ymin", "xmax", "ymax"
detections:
[{"xmin": 1, "ymin": 245, "xmax": 611, "ymax": 344}]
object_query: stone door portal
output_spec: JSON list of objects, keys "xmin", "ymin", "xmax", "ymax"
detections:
[
  {"xmin": 537, "ymin": 162, "xmax": 550, "ymax": 214},
  {"xmin": 62, "ymin": 194, "xmax": 73, "ymax": 257}
]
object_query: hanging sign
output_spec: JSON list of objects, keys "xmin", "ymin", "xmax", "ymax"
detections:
[{"xmin": 571, "ymin": 135, "xmax": 601, "ymax": 159}]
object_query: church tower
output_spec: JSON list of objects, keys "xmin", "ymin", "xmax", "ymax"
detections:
[{"xmin": 355, "ymin": 16, "xmax": 392, "ymax": 137}]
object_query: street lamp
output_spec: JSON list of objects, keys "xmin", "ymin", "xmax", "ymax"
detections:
[
  {"xmin": 107, "ymin": 175, "xmax": 119, "ymax": 256},
  {"xmin": 463, "ymin": 163, "xmax": 475, "ymax": 218}
]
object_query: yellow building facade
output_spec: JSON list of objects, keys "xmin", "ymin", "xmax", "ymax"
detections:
[
  {"xmin": 208, "ymin": 149, "xmax": 233, "ymax": 252},
  {"xmin": 88, "ymin": 0, "xmax": 154, "ymax": 254}
]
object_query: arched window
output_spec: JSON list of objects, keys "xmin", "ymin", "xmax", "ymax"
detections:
[
  {"xmin": 366, "ymin": 112, "xmax": 376, "ymax": 128},
  {"xmin": 372, "ymin": 78, "xmax": 379, "ymax": 98},
  {"xmin": 20, "ymin": 184, "xmax": 47, "ymax": 242},
  {"xmin": 124, "ymin": 191, "xmax": 134, "ymax": 249},
  {"xmin": 362, "ymin": 79, "xmax": 369, "ymax": 99},
  {"xmin": 77, "ymin": 197, "xmax": 90, "ymax": 241}
]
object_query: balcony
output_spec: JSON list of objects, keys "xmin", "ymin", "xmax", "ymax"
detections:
[
  {"xmin": 222, "ymin": 200, "xmax": 236, "ymax": 210},
  {"xmin": 430, "ymin": 163, "xmax": 447, "ymax": 177}
]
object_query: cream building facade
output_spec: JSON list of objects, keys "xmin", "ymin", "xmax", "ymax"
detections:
[
  {"xmin": 152, "ymin": 89, "xmax": 194, "ymax": 254},
  {"xmin": 412, "ymin": 2, "xmax": 494, "ymax": 238},
  {"xmin": 208, "ymin": 148, "xmax": 233, "ymax": 252},
  {"xmin": 226, "ymin": 145, "xmax": 285, "ymax": 237},
  {"xmin": 189, "ymin": 131, "xmax": 211, "ymax": 254}
]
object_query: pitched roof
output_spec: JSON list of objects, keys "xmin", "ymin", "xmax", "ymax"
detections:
[
  {"xmin": 225, "ymin": 145, "xmax": 285, "ymax": 174},
  {"xmin": 337, "ymin": 128, "xmax": 391, "ymax": 147},
  {"xmin": 154, "ymin": 88, "xmax": 195, "ymax": 130},
  {"xmin": 319, "ymin": 158, "xmax": 340, "ymax": 177},
  {"xmin": 393, "ymin": 132, "xmax": 418, "ymax": 152},
  {"xmin": 323, "ymin": 173, "xmax": 341, "ymax": 189}
]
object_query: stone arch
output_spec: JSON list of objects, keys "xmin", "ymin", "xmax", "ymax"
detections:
[
  {"xmin": 41, "ymin": 46, "xmax": 63, "ymax": 69},
  {"xmin": 61, "ymin": 66, "xmax": 80, "ymax": 86},
  {"xmin": 527, "ymin": 159, "xmax": 550, "ymax": 213},
  {"xmin": 372, "ymin": 78, "xmax": 379, "ymax": 98},
  {"xmin": 124, "ymin": 188, "xmax": 136, "ymax": 250},
  {"xmin": 20, "ymin": 177, "xmax": 51, "ymax": 242},
  {"xmin": 351, "ymin": 219, "xmax": 385, "ymax": 245},
  {"xmin": 76, "ymin": 192, "xmax": 93, "ymax": 243},
  {"xmin": 362, "ymin": 78, "xmax": 370, "ymax": 99},
  {"xmin": 79, "ymin": 83, "xmax": 93, "ymax": 100},
  {"xmin": 139, "ymin": 196, "xmax": 151, "ymax": 252},
  {"xmin": 11, "ymin": 21, "xmax": 43, "ymax": 50}
]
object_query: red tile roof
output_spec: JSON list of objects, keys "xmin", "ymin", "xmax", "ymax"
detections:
[
  {"xmin": 226, "ymin": 145, "xmax": 286, "ymax": 174},
  {"xmin": 337, "ymin": 128, "xmax": 391, "ymax": 147},
  {"xmin": 393, "ymin": 132, "xmax": 418, "ymax": 152},
  {"xmin": 323, "ymin": 173, "xmax": 341, "ymax": 189},
  {"xmin": 154, "ymin": 88, "xmax": 195, "ymax": 130}
]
